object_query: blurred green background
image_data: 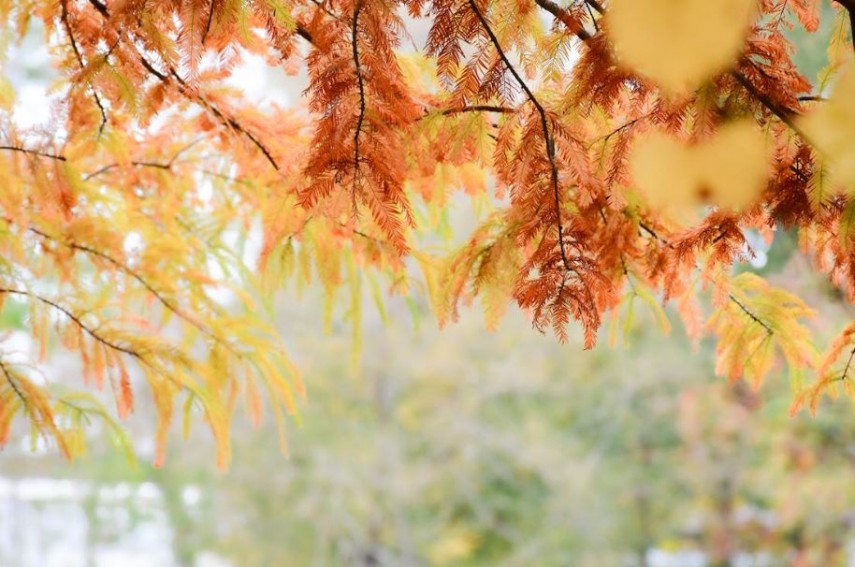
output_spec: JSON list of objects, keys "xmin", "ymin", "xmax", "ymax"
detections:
[{"xmin": 5, "ymin": 259, "xmax": 855, "ymax": 567}]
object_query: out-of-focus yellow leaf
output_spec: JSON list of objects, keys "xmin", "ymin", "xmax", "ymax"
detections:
[
  {"xmin": 427, "ymin": 529, "xmax": 479, "ymax": 564},
  {"xmin": 608, "ymin": 0, "xmax": 757, "ymax": 92},
  {"xmin": 630, "ymin": 130, "xmax": 698, "ymax": 223},
  {"xmin": 0, "ymin": 76, "xmax": 14, "ymax": 111},
  {"xmin": 631, "ymin": 121, "xmax": 769, "ymax": 221},
  {"xmin": 413, "ymin": 251, "xmax": 443, "ymax": 321},
  {"xmin": 700, "ymin": 121, "xmax": 770, "ymax": 210},
  {"xmin": 800, "ymin": 66, "xmax": 855, "ymax": 192}
]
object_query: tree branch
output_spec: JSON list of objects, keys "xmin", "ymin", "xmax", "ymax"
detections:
[
  {"xmin": 83, "ymin": 5, "xmax": 280, "ymax": 172},
  {"xmin": 534, "ymin": 0, "xmax": 591, "ymax": 40},
  {"xmin": 351, "ymin": 0, "xmax": 366, "ymax": 217},
  {"xmin": 202, "ymin": 0, "xmax": 218, "ymax": 45},
  {"xmin": 584, "ymin": 0, "xmax": 605, "ymax": 15},
  {"xmin": 440, "ymin": 104, "xmax": 516, "ymax": 116},
  {"xmin": 190, "ymin": 88, "xmax": 281, "ymax": 172},
  {"xmin": 295, "ymin": 24, "xmax": 314, "ymax": 44},
  {"xmin": 138, "ymin": 54, "xmax": 168, "ymax": 81},
  {"xmin": 731, "ymin": 70, "xmax": 809, "ymax": 141},
  {"xmin": 83, "ymin": 159, "xmax": 171, "ymax": 180},
  {"xmin": 82, "ymin": 138, "xmax": 202, "ymax": 180},
  {"xmin": 468, "ymin": 0, "xmax": 573, "ymax": 271},
  {"xmin": 728, "ymin": 293, "xmax": 774, "ymax": 335},
  {"xmin": 0, "ymin": 288, "xmax": 143, "ymax": 359},
  {"xmin": 61, "ymin": 0, "xmax": 108, "ymax": 136},
  {"xmin": 0, "ymin": 146, "xmax": 66, "ymax": 161},
  {"xmin": 25, "ymin": 228, "xmax": 242, "ymax": 358},
  {"xmin": 86, "ymin": 0, "xmax": 109, "ymax": 17},
  {"xmin": 842, "ymin": 345, "xmax": 855, "ymax": 380},
  {"xmin": 0, "ymin": 360, "xmax": 27, "ymax": 407}
]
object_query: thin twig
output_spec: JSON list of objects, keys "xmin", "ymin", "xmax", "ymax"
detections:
[
  {"xmin": 468, "ymin": 0, "xmax": 573, "ymax": 271},
  {"xmin": 86, "ymin": 0, "xmax": 108, "ymax": 17},
  {"xmin": 61, "ymin": 0, "xmax": 108, "ymax": 136},
  {"xmin": 534, "ymin": 0, "xmax": 591, "ymax": 40},
  {"xmin": 82, "ymin": 138, "xmax": 202, "ymax": 180},
  {"xmin": 0, "ymin": 360, "xmax": 27, "ymax": 406},
  {"xmin": 202, "ymin": 0, "xmax": 218, "ymax": 44},
  {"xmin": 439, "ymin": 104, "xmax": 516, "ymax": 116},
  {"xmin": 351, "ymin": 0, "xmax": 366, "ymax": 218},
  {"xmin": 295, "ymin": 24, "xmax": 314, "ymax": 44},
  {"xmin": 85, "ymin": 5, "xmax": 280, "ymax": 172},
  {"xmin": 732, "ymin": 70, "xmax": 810, "ymax": 141},
  {"xmin": 842, "ymin": 345, "xmax": 855, "ymax": 380},
  {"xmin": 0, "ymin": 146, "xmax": 66, "ymax": 161},
  {"xmin": 23, "ymin": 226, "xmax": 234, "ymax": 355},
  {"xmin": 585, "ymin": 1, "xmax": 599, "ymax": 32},
  {"xmin": 729, "ymin": 293, "xmax": 774, "ymax": 335},
  {"xmin": 584, "ymin": 0, "xmax": 605, "ymax": 15},
  {"xmin": 0, "ymin": 288, "xmax": 142, "ymax": 359}
]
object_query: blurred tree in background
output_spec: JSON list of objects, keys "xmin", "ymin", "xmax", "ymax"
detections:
[{"xmin": 11, "ymin": 269, "xmax": 852, "ymax": 567}]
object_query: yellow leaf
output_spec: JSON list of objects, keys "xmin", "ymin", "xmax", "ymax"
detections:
[
  {"xmin": 631, "ymin": 121, "xmax": 769, "ymax": 220},
  {"xmin": 622, "ymin": 294, "xmax": 636, "ymax": 345},
  {"xmin": 413, "ymin": 251, "xmax": 443, "ymax": 321},
  {"xmin": 636, "ymin": 285, "xmax": 671, "ymax": 335},
  {"xmin": 427, "ymin": 530, "xmax": 479, "ymax": 564},
  {"xmin": 608, "ymin": 0, "xmax": 757, "ymax": 92},
  {"xmin": 700, "ymin": 121, "xmax": 770, "ymax": 211},
  {"xmin": 631, "ymin": 131, "xmax": 703, "ymax": 223},
  {"xmin": 0, "ymin": 76, "xmax": 14, "ymax": 111},
  {"xmin": 800, "ymin": 65, "xmax": 855, "ymax": 192}
]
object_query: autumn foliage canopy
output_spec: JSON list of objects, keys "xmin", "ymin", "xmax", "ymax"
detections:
[{"xmin": 1, "ymin": 0, "xmax": 855, "ymax": 465}]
